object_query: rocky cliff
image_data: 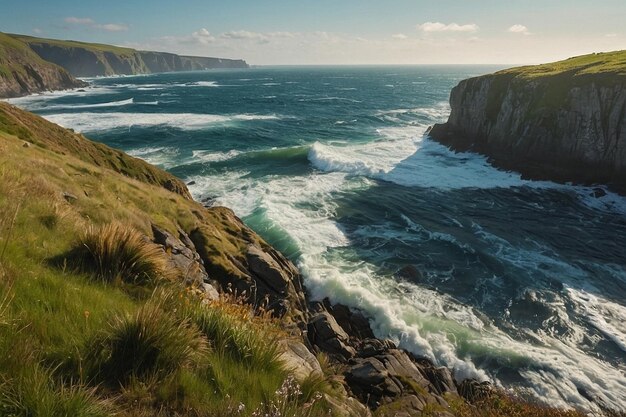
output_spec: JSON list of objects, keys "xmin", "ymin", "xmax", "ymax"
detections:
[
  {"xmin": 0, "ymin": 33, "xmax": 86, "ymax": 98},
  {"xmin": 11, "ymin": 33, "xmax": 249, "ymax": 78},
  {"xmin": 430, "ymin": 51, "xmax": 626, "ymax": 192}
]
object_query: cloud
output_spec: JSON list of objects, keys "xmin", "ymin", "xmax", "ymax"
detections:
[
  {"xmin": 219, "ymin": 30, "xmax": 298, "ymax": 44},
  {"xmin": 418, "ymin": 22, "xmax": 479, "ymax": 33},
  {"xmin": 221, "ymin": 30, "xmax": 267, "ymax": 41},
  {"xmin": 508, "ymin": 24, "xmax": 530, "ymax": 35},
  {"xmin": 191, "ymin": 28, "xmax": 215, "ymax": 44},
  {"xmin": 33, "ymin": 28, "xmax": 42, "ymax": 34},
  {"xmin": 605, "ymin": 33, "xmax": 618, "ymax": 38},
  {"xmin": 65, "ymin": 17, "xmax": 95, "ymax": 25},
  {"xmin": 96, "ymin": 23, "xmax": 129, "ymax": 32},
  {"xmin": 392, "ymin": 33, "xmax": 408, "ymax": 40},
  {"xmin": 63, "ymin": 16, "xmax": 128, "ymax": 32}
]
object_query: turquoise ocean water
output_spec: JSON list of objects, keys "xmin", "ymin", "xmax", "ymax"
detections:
[{"xmin": 10, "ymin": 66, "xmax": 626, "ymax": 412}]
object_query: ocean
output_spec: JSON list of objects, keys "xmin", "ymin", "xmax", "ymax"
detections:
[{"xmin": 9, "ymin": 66, "xmax": 626, "ymax": 412}]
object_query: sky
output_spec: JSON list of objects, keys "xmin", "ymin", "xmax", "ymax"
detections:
[{"xmin": 1, "ymin": 0, "xmax": 625, "ymax": 65}]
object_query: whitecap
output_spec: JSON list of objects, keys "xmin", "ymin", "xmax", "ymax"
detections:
[
  {"xmin": 191, "ymin": 149, "xmax": 242, "ymax": 163},
  {"xmin": 190, "ymin": 81, "xmax": 220, "ymax": 87},
  {"xmin": 38, "ymin": 98, "xmax": 135, "ymax": 110},
  {"xmin": 41, "ymin": 112, "xmax": 280, "ymax": 132}
]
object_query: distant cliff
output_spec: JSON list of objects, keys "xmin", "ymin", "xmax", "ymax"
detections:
[
  {"xmin": 430, "ymin": 51, "xmax": 626, "ymax": 192},
  {"xmin": 0, "ymin": 33, "xmax": 86, "ymax": 98},
  {"xmin": 9, "ymin": 33, "xmax": 249, "ymax": 78}
]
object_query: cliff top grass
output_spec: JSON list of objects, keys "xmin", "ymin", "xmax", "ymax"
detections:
[
  {"xmin": 0, "ymin": 101, "xmax": 191, "ymax": 198},
  {"xmin": 497, "ymin": 50, "xmax": 626, "ymax": 78},
  {"xmin": 10, "ymin": 33, "xmax": 136, "ymax": 56}
]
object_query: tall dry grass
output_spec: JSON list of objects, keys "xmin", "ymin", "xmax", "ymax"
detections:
[{"xmin": 68, "ymin": 222, "xmax": 168, "ymax": 284}]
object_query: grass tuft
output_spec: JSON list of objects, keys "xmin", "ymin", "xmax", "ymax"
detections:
[
  {"xmin": 67, "ymin": 222, "xmax": 168, "ymax": 285},
  {"xmin": 0, "ymin": 366, "xmax": 112, "ymax": 417},
  {"xmin": 85, "ymin": 300, "xmax": 208, "ymax": 386}
]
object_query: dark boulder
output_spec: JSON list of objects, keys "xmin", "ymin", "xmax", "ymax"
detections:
[{"xmin": 308, "ymin": 311, "xmax": 357, "ymax": 360}]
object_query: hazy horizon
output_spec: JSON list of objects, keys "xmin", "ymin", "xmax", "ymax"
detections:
[{"xmin": 2, "ymin": 0, "xmax": 625, "ymax": 65}]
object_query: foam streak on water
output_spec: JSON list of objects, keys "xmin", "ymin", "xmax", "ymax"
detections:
[{"xmin": 42, "ymin": 112, "xmax": 280, "ymax": 132}]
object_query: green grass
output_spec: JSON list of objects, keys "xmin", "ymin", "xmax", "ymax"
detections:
[
  {"xmin": 498, "ymin": 50, "xmax": 626, "ymax": 78},
  {"xmin": 84, "ymin": 300, "xmax": 209, "ymax": 385},
  {"xmin": 475, "ymin": 50, "xmax": 626, "ymax": 119},
  {"xmin": 0, "ymin": 365, "xmax": 112, "ymax": 417},
  {"xmin": 10, "ymin": 33, "xmax": 136, "ymax": 55}
]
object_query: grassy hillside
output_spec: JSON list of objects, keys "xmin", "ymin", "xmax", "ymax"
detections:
[
  {"xmin": 0, "ymin": 102, "xmax": 191, "ymax": 198},
  {"xmin": 497, "ymin": 50, "xmax": 626, "ymax": 78},
  {"xmin": 0, "ymin": 102, "xmax": 340, "ymax": 416}
]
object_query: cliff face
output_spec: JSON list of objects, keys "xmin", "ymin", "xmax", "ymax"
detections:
[
  {"xmin": 430, "ymin": 51, "xmax": 626, "ymax": 192},
  {"xmin": 11, "ymin": 34, "xmax": 249, "ymax": 78},
  {"xmin": 0, "ymin": 33, "xmax": 86, "ymax": 98},
  {"xmin": 26, "ymin": 42, "xmax": 148, "ymax": 77}
]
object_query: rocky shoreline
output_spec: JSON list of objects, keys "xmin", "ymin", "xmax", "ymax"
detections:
[{"xmin": 150, "ymin": 209, "xmax": 487, "ymax": 416}]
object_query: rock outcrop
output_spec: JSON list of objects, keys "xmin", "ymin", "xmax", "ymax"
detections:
[
  {"xmin": 188, "ymin": 207, "xmax": 309, "ymax": 325},
  {"xmin": 430, "ymin": 51, "xmax": 626, "ymax": 193},
  {"xmin": 10, "ymin": 33, "xmax": 248, "ymax": 78},
  {"xmin": 306, "ymin": 299, "xmax": 462, "ymax": 416},
  {"xmin": 0, "ymin": 33, "xmax": 86, "ymax": 98}
]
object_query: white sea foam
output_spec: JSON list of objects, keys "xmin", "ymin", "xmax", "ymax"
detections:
[
  {"xmin": 298, "ymin": 97, "xmax": 363, "ymax": 103},
  {"xmin": 191, "ymin": 149, "xmax": 242, "ymax": 163},
  {"xmin": 41, "ymin": 112, "xmax": 280, "ymax": 132},
  {"xmin": 190, "ymin": 81, "xmax": 220, "ymax": 87},
  {"xmin": 127, "ymin": 146, "xmax": 180, "ymax": 168},
  {"xmin": 566, "ymin": 287, "xmax": 626, "ymax": 353},
  {"xmin": 6, "ymin": 85, "xmax": 117, "ymax": 109},
  {"xmin": 308, "ymin": 128, "xmax": 421, "ymax": 177},
  {"xmin": 376, "ymin": 102, "xmax": 450, "ymax": 122},
  {"xmin": 38, "ymin": 98, "xmax": 135, "ymax": 110},
  {"xmin": 307, "ymin": 126, "xmax": 535, "ymax": 189}
]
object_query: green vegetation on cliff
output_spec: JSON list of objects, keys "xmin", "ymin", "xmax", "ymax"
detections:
[
  {"xmin": 11, "ymin": 34, "xmax": 137, "ymax": 55},
  {"xmin": 498, "ymin": 50, "xmax": 626, "ymax": 78}
]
